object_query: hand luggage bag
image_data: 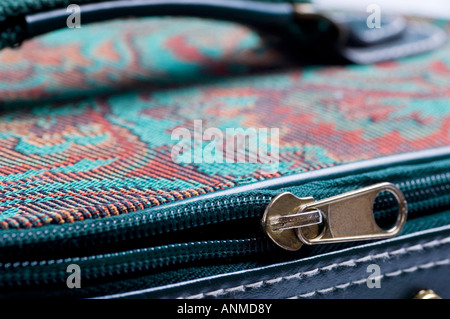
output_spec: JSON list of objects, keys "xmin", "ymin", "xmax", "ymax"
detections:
[{"xmin": 0, "ymin": 0, "xmax": 449, "ymax": 299}]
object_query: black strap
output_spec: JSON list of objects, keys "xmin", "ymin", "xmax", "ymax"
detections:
[
  {"xmin": 26, "ymin": 0, "xmax": 296, "ymax": 38},
  {"xmin": 1, "ymin": 0, "xmax": 447, "ymax": 64}
]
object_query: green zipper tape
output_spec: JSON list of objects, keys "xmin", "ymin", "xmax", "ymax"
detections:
[{"xmin": 0, "ymin": 155, "xmax": 449, "ymax": 295}]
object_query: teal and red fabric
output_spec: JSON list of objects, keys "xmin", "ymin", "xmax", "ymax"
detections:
[{"xmin": 0, "ymin": 17, "xmax": 449, "ymax": 230}]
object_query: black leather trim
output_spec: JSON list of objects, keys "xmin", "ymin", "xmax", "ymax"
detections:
[{"xmin": 98, "ymin": 224, "xmax": 450, "ymax": 299}]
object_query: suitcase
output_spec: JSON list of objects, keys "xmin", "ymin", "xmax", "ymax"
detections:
[{"xmin": 0, "ymin": 0, "xmax": 449, "ymax": 300}]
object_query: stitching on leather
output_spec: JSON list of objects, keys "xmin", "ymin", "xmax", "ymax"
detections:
[
  {"xmin": 344, "ymin": 24, "xmax": 446, "ymax": 64},
  {"xmin": 182, "ymin": 236, "xmax": 450, "ymax": 299},
  {"xmin": 289, "ymin": 258, "xmax": 450, "ymax": 299}
]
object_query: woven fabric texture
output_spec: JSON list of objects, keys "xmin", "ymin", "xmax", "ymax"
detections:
[{"xmin": 0, "ymin": 17, "xmax": 449, "ymax": 230}]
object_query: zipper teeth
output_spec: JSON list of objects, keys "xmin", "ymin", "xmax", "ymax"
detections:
[
  {"xmin": 399, "ymin": 172, "xmax": 450, "ymax": 196},
  {"xmin": 399, "ymin": 173, "xmax": 450, "ymax": 213},
  {"xmin": 1, "ymin": 172, "xmax": 450, "ymax": 248},
  {"xmin": 111, "ymin": 171, "xmax": 450, "ymax": 235},
  {"xmin": 0, "ymin": 239, "xmax": 264, "ymax": 269},
  {"xmin": 0, "ymin": 173, "xmax": 449, "ymax": 287},
  {"xmin": 149, "ymin": 195, "xmax": 272, "ymax": 234},
  {"xmin": 2, "ymin": 173, "xmax": 450, "ymax": 264},
  {"xmin": 0, "ymin": 238, "xmax": 272, "ymax": 286},
  {"xmin": 0, "ymin": 195, "xmax": 273, "ymax": 246}
]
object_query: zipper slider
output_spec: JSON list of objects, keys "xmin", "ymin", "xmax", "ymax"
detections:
[{"xmin": 261, "ymin": 182, "xmax": 408, "ymax": 251}]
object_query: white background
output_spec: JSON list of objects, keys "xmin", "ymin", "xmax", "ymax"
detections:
[{"xmin": 314, "ymin": 0, "xmax": 450, "ymax": 19}]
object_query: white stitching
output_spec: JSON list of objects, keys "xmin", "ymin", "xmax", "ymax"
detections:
[
  {"xmin": 265, "ymin": 277, "xmax": 283, "ymax": 285},
  {"xmin": 335, "ymin": 282, "xmax": 351, "ymax": 290},
  {"xmin": 322, "ymin": 264, "xmax": 337, "ymax": 271},
  {"xmin": 284, "ymin": 273, "xmax": 301, "ymax": 280},
  {"xmin": 225, "ymin": 285, "xmax": 245, "ymax": 293},
  {"xmin": 317, "ymin": 287, "xmax": 334, "ymax": 294},
  {"xmin": 407, "ymin": 244, "xmax": 425, "ymax": 252},
  {"xmin": 290, "ymin": 258, "xmax": 449, "ymax": 299},
  {"xmin": 437, "ymin": 259, "xmax": 450, "ymax": 266},
  {"xmin": 385, "ymin": 270, "xmax": 402, "ymax": 277},
  {"xmin": 303, "ymin": 268, "xmax": 319, "ymax": 277},
  {"xmin": 181, "ymin": 235, "xmax": 450, "ymax": 299},
  {"xmin": 181, "ymin": 293, "xmax": 203, "ymax": 300},
  {"xmin": 402, "ymin": 266, "xmax": 418, "ymax": 273},
  {"xmin": 390, "ymin": 248, "xmax": 406, "ymax": 255},
  {"xmin": 419, "ymin": 261, "xmax": 436, "ymax": 269},
  {"xmin": 202, "ymin": 288, "xmax": 224, "ymax": 298}
]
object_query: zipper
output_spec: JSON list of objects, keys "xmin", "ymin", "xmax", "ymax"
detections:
[
  {"xmin": 2, "ymin": 157, "xmax": 449, "ymax": 259},
  {"xmin": 1, "ymin": 160, "xmax": 450, "ymax": 290},
  {"xmin": 261, "ymin": 182, "xmax": 408, "ymax": 251}
]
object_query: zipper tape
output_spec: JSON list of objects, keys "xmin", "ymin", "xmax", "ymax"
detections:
[{"xmin": 0, "ymin": 152, "xmax": 449, "ymax": 265}]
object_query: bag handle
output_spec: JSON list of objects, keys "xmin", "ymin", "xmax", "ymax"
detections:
[{"xmin": 1, "ymin": 0, "xmax": 446, "ymax": 64}]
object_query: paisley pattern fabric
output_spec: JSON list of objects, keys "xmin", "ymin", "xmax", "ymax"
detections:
[{"xmin": 0, "ymin": 17, "xmax": 449, "ymax": 230}]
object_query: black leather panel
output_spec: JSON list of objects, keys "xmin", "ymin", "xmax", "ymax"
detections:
[{"xmin": 101, "ymin": 225, "xmax": 450, "ymax": 299}]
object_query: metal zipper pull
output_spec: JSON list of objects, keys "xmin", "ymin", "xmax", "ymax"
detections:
[{"xmin": 261, "ymin": 182, "xmax": 408, "ymax": 251}]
